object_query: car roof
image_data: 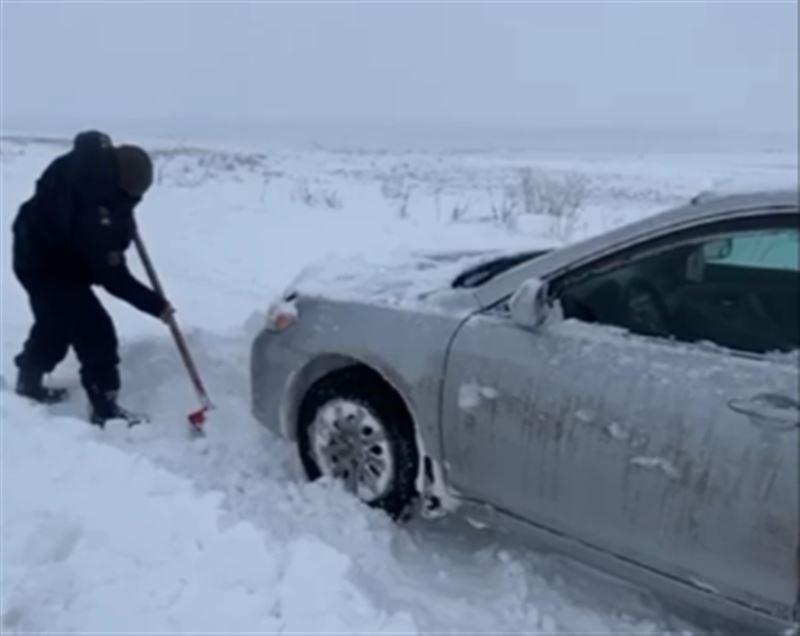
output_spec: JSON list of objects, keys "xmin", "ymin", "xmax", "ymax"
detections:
[
  {"xmin": 687, "ymin": 187, "xmax": 798, "ymax": 216},
  {"xmin": 569, "ymin": 186, "xmax": 798, "ymax": 249},
  {"xmin": 614, "ymin": 187, "xmax": 799, "ymax": 245},
  {"xmin": 475, "ymin": 187, "xmax": 799, "ymax": 307}
]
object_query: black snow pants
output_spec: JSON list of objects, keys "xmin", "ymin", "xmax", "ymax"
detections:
[{"xmin": 14, "ymin": 272, "xmax": 121, "ymax": 395}]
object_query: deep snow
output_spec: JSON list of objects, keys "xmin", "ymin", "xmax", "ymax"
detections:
[{"xmin": 1, "ymin": 136, "xmax": 796, "ymax": 633}]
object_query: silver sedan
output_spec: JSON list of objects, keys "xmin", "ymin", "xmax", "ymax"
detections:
[{"xmin": 251, "ymin": 188, "xmax": 799, "ymax": 633}]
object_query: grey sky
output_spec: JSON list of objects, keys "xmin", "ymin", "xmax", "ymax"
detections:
[{"xmin": 1, "ymin": 1, "xmax": 797, "ymax": 140}]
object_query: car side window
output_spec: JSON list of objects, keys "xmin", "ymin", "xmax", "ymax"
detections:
[
  {"xmin": 555, "ymin": 225, "xmax": 800, "ymax": 355},
  {"xmin": 704, "ymin": 229, "xmax": 799, "ymax": 271}
]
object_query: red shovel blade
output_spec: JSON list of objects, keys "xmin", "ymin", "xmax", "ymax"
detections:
[{"xmin": 188, "ymin": 406, "xmax": 208, "ymax": 432}]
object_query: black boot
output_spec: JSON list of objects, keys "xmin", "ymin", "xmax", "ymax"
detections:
[
  {"xmin": 16, "ymin": 367, "xmax": 69, "ymax": 404},
  {"xmin": 87, "ymin": 389, "xmax": 147, "ymax": 428}
]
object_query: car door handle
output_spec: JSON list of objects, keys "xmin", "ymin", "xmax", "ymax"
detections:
[{"xmin": 728, "ymin": 393, "xmax": 800, "ymax": 431}]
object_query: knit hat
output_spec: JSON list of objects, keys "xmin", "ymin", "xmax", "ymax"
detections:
[
  {"xmin": 115, "ymin": 145, "xmax": 153, "ymax": 198},
  {"xmin": 73, "ymin": 130, "xmax": 112, "ymax": 150}
]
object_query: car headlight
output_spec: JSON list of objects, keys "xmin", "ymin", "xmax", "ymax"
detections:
[{"xmin": 266, "ymin": 298, "xmax": 298, "ymax": 333}]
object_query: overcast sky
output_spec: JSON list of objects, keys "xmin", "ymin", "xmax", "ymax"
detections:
[{"xmin": 2, "ymin": 1, "xmax": 797, "ymax": 142}]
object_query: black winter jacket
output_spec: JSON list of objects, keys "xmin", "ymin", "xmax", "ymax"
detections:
[{"xmin": 12, "ymin": 133, "xmax": 166, "ymax": 317}]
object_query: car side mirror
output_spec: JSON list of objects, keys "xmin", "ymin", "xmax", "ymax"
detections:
[{"xmin": 510, "ymin": 279, "xmax": 550, "ymax": 330}]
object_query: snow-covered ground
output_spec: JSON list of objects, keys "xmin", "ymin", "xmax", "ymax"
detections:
[{"xmin": 1, "ymin": 136, "xmax": 796, "ymax": 633}]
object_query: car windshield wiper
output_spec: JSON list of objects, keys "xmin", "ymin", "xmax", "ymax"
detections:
[{"xmin": 452, "ymin": 250, "xmax": 549, "ymax": 288}]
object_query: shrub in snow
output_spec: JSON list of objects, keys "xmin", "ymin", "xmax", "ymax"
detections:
[
  {"xmin": 380, "ymin": 174, "xmax": 408, "ymax": 201},
  {"xmin": 1, "ymin": 139, "xmax": 28, "ymax": 163},
  {"xmin": 153, "ymin": 147, "xmax": 270, "ymax": 188},
  {"xmin": 487, "ymin": 183, "xmax": 521, "ymax": 230},
  {"xmin": 396, "ymin": 190, "xmax": 412, "ymax": 219},
  {"xmin": 603, "ymin": 184, "xmax": 677, "ymax": 204},
  {"xmin": 450, "ymin": 200, "xmax": 470, "ymax": 223},
  {"xmin": 292, "ymin": 178, "xmax": 315, "ymax": 206},
  {"xmin": 433, "ymin": 183, "xmax": 445, "ymax": 221},
  {"xmin": 518, "ymin": 168, "xmax": 590, "ymax": 241},
  {"xmin": 322, "ymin": 189, "xmax": 343, "ymax": 210},
  {"xmin": 380, "ymin": 171, "xmax": 414, "ymax": 219},
  {"xmin": 292, "ymin": 178, "xmax": 343, "ymax": 209},
  {"xmin": 519, "ymin": 168, "xmax": 589, "ymax": 219}
]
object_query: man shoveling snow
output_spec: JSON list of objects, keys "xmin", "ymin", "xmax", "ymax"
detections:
[{"xmin": 11, "ymin": 130, "xmax": 174, "ymax": 427}]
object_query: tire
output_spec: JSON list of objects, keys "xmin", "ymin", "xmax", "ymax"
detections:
[{"xmin": 297, "ymin": 368, "xmax": 419, "ymax": 519}]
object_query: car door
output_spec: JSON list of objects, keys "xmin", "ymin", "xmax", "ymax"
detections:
[{"xmin": 441, "ymin": 219, "xmax": 799, "ymax": 617}]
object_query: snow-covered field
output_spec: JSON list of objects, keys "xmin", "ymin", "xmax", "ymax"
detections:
[{"xmin": 1, "ymin": 136, "xmax": 796, "ymax": 633}]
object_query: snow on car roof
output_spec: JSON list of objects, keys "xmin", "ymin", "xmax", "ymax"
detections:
[{"xmin": 689, "ymin": 185, "xmax": 798, "ymax": 208}]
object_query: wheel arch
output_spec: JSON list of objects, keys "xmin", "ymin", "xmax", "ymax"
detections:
[
  {"xmin": 280, "ymin": 353, "xmax": 419, "ymax": 444},
  {"xmin": 284, "ymin": 354, "xmax": 435, "ymax": 510}
]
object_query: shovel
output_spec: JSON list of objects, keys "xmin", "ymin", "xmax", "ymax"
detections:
[{"xmin": 132, "ymin": 229, "xmax": 213, "ymax": 433}]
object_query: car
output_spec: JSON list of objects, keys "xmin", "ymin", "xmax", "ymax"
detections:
[{"xmin": 250, "ymin": 188, "xmax": 799, "ymax": 634}]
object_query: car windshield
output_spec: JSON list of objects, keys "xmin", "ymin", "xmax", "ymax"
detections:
[{"xmin": 452, "ymin": 250, "xmax": 550, "ymax": 288}]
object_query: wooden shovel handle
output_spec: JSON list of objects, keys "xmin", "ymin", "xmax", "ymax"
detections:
[{"xmin": 132, "ymin": 230, "xmax": 212, "ymax": 408}]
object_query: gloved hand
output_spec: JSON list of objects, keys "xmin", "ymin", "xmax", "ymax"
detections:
[{"xmin": 160, "ymin": 302, "xmax": 176, "ymax": 324}]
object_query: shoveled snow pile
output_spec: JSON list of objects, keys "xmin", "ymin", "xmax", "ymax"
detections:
[
  {"xmin": 3, "ymin": 136, "xmax": 795, "ymax": 633},
  {"xmin": 1, "ymin": 395, "xmax": 415, "ymax": 634}
]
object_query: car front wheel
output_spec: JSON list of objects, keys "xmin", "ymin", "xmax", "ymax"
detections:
[{"xmin": 297, "ymin": 369, "xmax": 419, "ymax": 519}]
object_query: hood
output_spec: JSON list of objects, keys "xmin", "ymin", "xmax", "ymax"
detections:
[{"xmin": 283, "ymin": 247, "xmax": 550, "ymax": 310}]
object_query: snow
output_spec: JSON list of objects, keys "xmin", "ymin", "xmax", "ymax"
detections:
[
  {"xmin": 689, "ymin": 577, "xmax": 720, "ymax": 596},
  {"xmin": 458, "ymin": 381, "xmax": 501, "ymax": 411},
  {"xmin": 605, "ymin": 421, "xmax": 631, "ymax": 441},
  {"xmin": 286, "ymin": 247, "xmax": 529, "ymax": 312},
  {"xmin": 629, "ymin": 456, "xmax": 682, "ymax": 481},
  {"xmin": 2, "ymin": 136, "xmax": 796, "ymax": 633},
  {"xmin": 458, "ymin": 385, "xmax": 481, "ymax": 410},
  {"xmin": 1, "ymin": 396, "xmax": 414, "ymax": 633}
]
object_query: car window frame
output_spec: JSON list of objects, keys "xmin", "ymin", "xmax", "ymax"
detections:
[{"xmin": 488, "ymin": 212, "xmax": 800, "ymax": 363}]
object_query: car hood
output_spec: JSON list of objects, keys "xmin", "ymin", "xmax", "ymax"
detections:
[{"xmin": 283, "ymin": 247, "xmax": 522, "ymax": 311}]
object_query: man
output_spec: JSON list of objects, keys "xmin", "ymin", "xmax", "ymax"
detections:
[{"xmin": 12, "ymin": 130, "xmax": 173, "ymax": 426}]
